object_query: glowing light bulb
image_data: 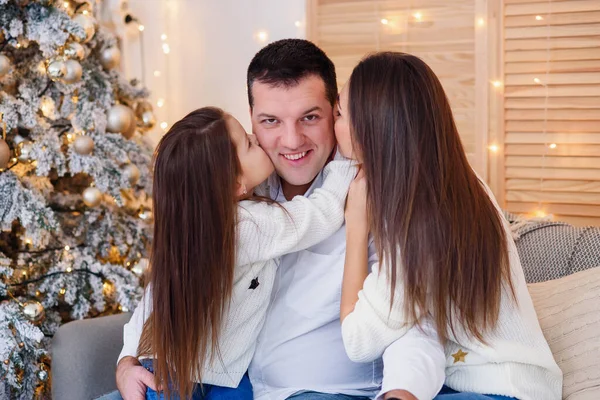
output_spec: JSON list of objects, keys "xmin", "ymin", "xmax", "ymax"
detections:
[
  {"xmin": 65, "ymin": 245, "xmax": 70, "ymax": 251},
  {"xmin": 154, "ymin": 70, "xmax": 161, "ymax": 77},
  {"xmin": 413, "ymin": 12, "xmax": 422, "ymax": 21},
  {"xmin": 492, "ymin": 80, "xmax": 502, "ymax": 88},
  {"xmin": 488, "ymin": 144, "xmax": 499, "ymax": 153},
  {"xmin": 161, "ymin": 34, "xmax": 168, "ymax": 41},
  {"xmin": 295, "ymin": 21, "xmax": 301, "ymax": 27},
  {"xmin": 157, "ymin": 98, "xmax": 165, "ymax": 108},
  {"xmin": 138, "ymin": 25, "xmax": 145, "ymax": 32},
  {"xmin": 477, "ymin": 18, "xmax": 485, "ymax": 27},
  {"xmin": 548, "ymin": 143, "xmax": 557, "ymax": 149},
  {"xmin": 162, "ymin": 43, "xmax": 170, "ymax": 54},
  {"xmin": 160, "ymin": 122, "xmax": 168, "ymax": 130},
  {"xmin": 534, "ymin": 209, "xmax": 547, "ymax": 218},
  {"xmin": 59, "ymin": 288, "xmax": 66, "ymax": 295},
  {"xmin": 536, "ymin": 15, "xmax": 544, "ymax": 21},
  {"xmin": 256, "ymin": 31, "xmax": 268, "ymax": 43},
  {"xmin": 533, "ymin": 77, "xmax": 541, "ymax": 84},
  {"xmin": 381, "ymin": 18, "xmax": 389, "ymax": 25},
  {"xmin": 66, "ymin": 267, "xmax": 72, "ymax": 273}
]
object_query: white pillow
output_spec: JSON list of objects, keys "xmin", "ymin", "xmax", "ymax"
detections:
[{"xmin": 528, "ymin": 267, "xmax": 600, "ymax": 399}]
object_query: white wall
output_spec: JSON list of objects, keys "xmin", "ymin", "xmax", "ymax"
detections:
[{"xmin": 122, "ymin": 0, "xmax": 306, "ymax": 145}]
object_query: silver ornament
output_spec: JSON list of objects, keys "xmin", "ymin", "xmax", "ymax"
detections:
[
  {"xmin": 123, "ymin": 164, "xmax": 140, "ymax": 186},
  {"xmin": 131, "ymin": 258, "xmax": 149, "ymax": 276},
  {"xmin": 64, "ymin": 42, "xmax": 85, "ymax": 60},
  {"xmin": 73, "ymin": 135, "xmax": 94, "ymax": 155},
  {"xmin": 16, "ymin": 140, "xmax": 33, "ymax": 163},
  {"xmin": 46, "ymin": 58, "xmax": 67, "ymax": 81},
  {"xmin": 106, "ymin": 104, "xmax": 134, "ymax": 134},
  {"xmin": 22, "ymin": 301, "xmax": 45, "ymax": 323},
  {"xmin": 83, "ymin": 187, "xmax": 102, "ymax": 207},
  {"xmin": 73, "ymin": 14, "xmax": 96, "ymax": 43},
  {"xmin": 100, "ymin": 47, "xmax": 121, "ymax": 70},
  {"xmin": 0, "ymin": 139, "xmax": 10, "ymax": 169},
  {"xmin": 37, "ymin": 369, "xmax": 49, "ymax": 382},
  {"xmin": 62, "ymin": 59, "xmax": 83, "ymax": 84},
  {"xmin": 0, "ymin": 54, "xmax": 11, "ymax": 78}
]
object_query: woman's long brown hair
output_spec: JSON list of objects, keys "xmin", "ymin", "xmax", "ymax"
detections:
[
  {"xmin": 348, "ymin": 52, "xmax": 514, "ymax": 344},
  {"xmin": 137, "ymin": 107, "xmax": 240, "ymax": 399}
]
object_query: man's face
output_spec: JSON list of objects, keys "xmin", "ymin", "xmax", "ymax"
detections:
[{"xmin": 250, "ymin": 75, "xmax": 335, "ymax": 189}]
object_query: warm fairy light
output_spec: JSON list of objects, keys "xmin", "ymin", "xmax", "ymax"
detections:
[
  {"xmin": 381, "ymin": 18, "xmax": 389, "ymax": 25},
  {"xmin": 66, "ymin": 267, "xmax": 72, "ymax": 273},
  {"xmin": 59, "ymin": 288, "xmax": 66, "ymax": 295},
  {"xmin": 549, "ymin": 143, "xmax": 557, "ymax": 149},
  {"xmin": 488, "ymin": 144, "xmax": 499, "ymax": 153},
  {"xmin": 65, "ymin": 245, "xmax": 70, "ymax": 251},
  {"xmin": 24, "ymin": 238, "xmax": 32, "ymax": 245},
  {"xmin": 534, "ymin": 209, "xmax": 547, "ymax": 218},
  {"xmin": 161, "ymin": 34, "xmax": 167, "ymax": 41},
  {"xmin": 82, "ymin": 10, "xmax": 89, "ymax": 15},
  {"xmin": 162, "ymin": 43, "xmax": 170, "ymax": 54},
  {"xmin": 536, "ymin": 15, "xmax": 544, "ymax": 21},
  {"xmin": 533, "ymin": 77, "xmax": 541, "ymax": 84},
  {"xmin": 477, "ymin": 18, "xmax": 485, "ymax": 27},
  {"xmin": 413, "ymin": 12, "xmax": 422, "ymax": 21},
  {"xmin": 63, "ymin": 1, "xmax": 69, "ymax": 6},
  {"xmin": 160, "ymin": 122, "xmax": 168, "ymax": 130},
  {"xmin": 153, "ymin": 70, "xmax": 161, "ymax": 77},
  {"xmin": 66, "ymin": 133, "xmax": 73, "ymax": 141},
  {"xmin": 295, "ymin": 21, "xmax": 301, "ymax": 27},
  {"xmin": 156, "ymin": 98, "xmax": 165, "ymax": 108},
  {"xmin": 256, "ymin": 30, "xmax": 268, "ymax": 43},
  {"xmin": 492, "ymin": 80, "xmax": 502, "ymax": 88},
  {"xmin": 138, "ymin": 25, "xmax": 145, "ymax": 32}
]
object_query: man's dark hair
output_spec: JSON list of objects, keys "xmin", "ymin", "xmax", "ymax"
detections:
[{"xmin": 247, "ymin": 39, "xmax": 337, "ymax": 109}]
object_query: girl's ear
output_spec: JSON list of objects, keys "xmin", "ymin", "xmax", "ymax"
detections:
[{"xmin": 236, "ymin": 180, "xmax": 248, "ymax": 198}]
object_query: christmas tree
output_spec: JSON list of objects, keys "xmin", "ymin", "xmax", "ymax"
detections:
[{"xmin": 0, "ymin": 0, "xmax": 153, "ymax": 397}]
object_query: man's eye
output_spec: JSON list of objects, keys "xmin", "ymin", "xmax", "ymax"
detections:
[
  {"xmin": 303, "ymin": 115, "xmax": 319, "ymax": 122},
  {"xmin": 262, "ymin": 119, "xmax": 278, "ymax": 125}
]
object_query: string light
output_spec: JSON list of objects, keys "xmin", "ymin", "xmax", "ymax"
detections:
[
  {"xmin": 160, "ymin": 122, "xmax": 168, "ymax": 130},
  {"xmin": 536, "ymin": 15, "xmax": 544, "ymax": 21},
  {"xmin": 477, "ymin": 18, "xmax": 485, "ymax": 27},
  {"xmin": 548, "ymin": 143, "xmax": 557, "ymax": 149},
  {"xmin": 156, "ymin": 98, "xmax": 165, "ymax": 108},
  {"xmin": 533, "ymin": 77, "xmax": 541, "ymax": 84},
  {"xmin": 534, "ymin": 210, "xmax": 547, "ymax": 218},
  {"xmin": 161, "ymin": 34, "xmax": 168, "ymax": 41},
  {"xmin": 162, "ymin": 43, "xmax": 170, "ymax": 54},
  {"xmin": 66, "ymin": 267, "xmax": 72, "ymax": 273},
  {"xmin": 59, "ymin": 288, "xmax": 66, "ymax": 295},
  {"xmin": 295, "ymin": 21, "xmax": 301, "ymax": 27},
  {"xmin": 381, "ymin": 18, "xmax": 389, "ymax": 25},
  {"xmin": 492, "ymin": 80, "xmax": 502, "ymax": 88},
  {"xmin": 413, "ymin": 12, "xmax": 423, "ymax": 22},
  {"xmin": 64, "ymin": 245, "xmax": 70, "ymax": 251},
  {"xmin": 256, "ymin": 30, "xmax": 268, "ymax": 43},
  {"xmin": 24, "ymin": 238, "xmax": 32, "ymax": 245},
  {"xmin": 138, "ymin": 25, "xmax": 145, "ymax": 32},
  {"xmin": 63, "ymin": 1, "xmax": 68, "ymax": 6},
  {"xmin": 488, "ymin": 144, "xmax": 499, "ymax": 153},
  {"xmin": 82, "ymin": 10, "xmax": 88, "ymax": 15},
  {"xmin": 153, "ymin": 70, "xmax": 161, "ymax": 77}
]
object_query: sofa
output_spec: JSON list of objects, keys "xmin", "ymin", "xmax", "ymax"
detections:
[{"xmin": 51, "ymin": 215, "xmax": 600, "ymax": 400}]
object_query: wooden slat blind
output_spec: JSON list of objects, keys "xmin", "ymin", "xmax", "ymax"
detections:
[{"xmin": 502, "ymin": 0, "xmax": 600, "ymax": 226}]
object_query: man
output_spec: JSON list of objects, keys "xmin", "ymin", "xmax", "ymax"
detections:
[{"xmin": 114, "ymin": 39, "xmax": 437, "ymax": 400}]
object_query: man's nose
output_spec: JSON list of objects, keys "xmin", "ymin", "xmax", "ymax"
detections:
[{"xmin": 280, "ymin": 124, "xmax": 304, "ymax": 150}]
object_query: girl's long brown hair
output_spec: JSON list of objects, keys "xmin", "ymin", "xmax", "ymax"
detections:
[
  {"xmin": 137, "ymin": 107, "xmax": 240, "ymax": 399},
  {"xmin": 348, "ymin": 52, "xmax": 514, "ymax": 344}
]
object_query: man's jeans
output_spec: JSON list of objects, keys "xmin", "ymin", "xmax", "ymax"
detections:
[{"xmin": 287, "ymin": 392, "xmax": 371, "ymax": 400}]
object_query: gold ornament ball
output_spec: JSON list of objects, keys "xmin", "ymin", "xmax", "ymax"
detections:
[
  {"xmin": 106, "ymin": 104, "xmax": 134, "ymax": 134},
  {"xmin": 0, "ymin": 54, "xmax": 12, "ymax": 78},
  {"xmin": 0, "ymin": 139, "xmax": 10, "ymax": 169},
  {"xmin": 123, "ymin": 113, "xmax": 137, "ymax": 139},
  {"xmin": 100, "ymin": 47, "xmax": 121, "ymax": 70},
  {"xmin": 64, "ymin": 42, "xmax": 86, "ymax": 60},
  {"xmin": 62, "ymin": 59, "xmax": 83, "ymax": 84},
  {"xmin": 73, "ymin": 135, "xmax": 94, "ymax": 155},
  {"xmin": 73, "ymin": 14, "xmax": 96, "ymax": 43},
  {"xmin": 16, "ymin": 140, "xmax": 34, "ymax": 163},
  {"xmin": 22, "ymin": 301, "xmax": 45, "ymax": 323},
  {"xmin": 135, "ymin": 101, "xmax": 156, "ymax": 131},
  {"xmin": 83, "ymin": 187, "xmax": 102, "ymax": 207},
  {"xmin": 46, "ymin": 58, "xmax": 67, "ymax": 81},
  {"xmin": 123, "ymin": 164, "xmax": 140, "ymax": 186}
]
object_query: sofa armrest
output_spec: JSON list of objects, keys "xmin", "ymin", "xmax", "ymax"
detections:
[{"xmin": 51, "ymin": 312, "xmax": 132, "ymax": 400}]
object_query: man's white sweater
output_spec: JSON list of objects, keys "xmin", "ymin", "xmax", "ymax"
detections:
[{"xmin": 118, "ymin": 159, "xmax": 356, "ymax": 388}]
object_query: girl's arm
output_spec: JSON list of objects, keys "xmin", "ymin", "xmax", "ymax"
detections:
[
  {"xmin": 118, "ymin": 286, "xmax": 152, "ymax": 363},
  {"xmin": 235, "ymin": 158, "xmax": 356, "ymax": 265}
]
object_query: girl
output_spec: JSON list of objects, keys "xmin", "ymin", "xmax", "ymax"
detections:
[
  {"xmin": 334, "ymin": 53, "xmax": 562, "ymax": 400},
  {"xmin": 119, "ymin": 107, "xmax": 355, "ymax": 399}
]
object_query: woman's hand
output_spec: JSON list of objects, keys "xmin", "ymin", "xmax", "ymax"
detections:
[{"xmin": 345, "ymin": 168, "xmax": 369, "ymax": 236}]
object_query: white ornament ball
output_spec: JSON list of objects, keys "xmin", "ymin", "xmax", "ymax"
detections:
[
  {"xmin": 73, "ymin": 135, "xmax": 94, "ymax": 155},
  {"xmin": 123, "ymin": 164, "xmax": 140, "ymax": 186},
  {"xmin": 64, "ymin": 42, "xmax": 86, "ymax": 60},
  {"xmin": 106, "ymin": 104, "xmax": 134, "ymax": 134},
  {"xmin": 83, "ymin": 187, "xmax": 102, "ymax": 207},
  {"xmin": 0, "ymin": 54, "xmax": 12, "ymax": 78},
  {"xmin": 73, "ymin": 14, "xmax": 96, "ymax": 43},
  {"xmin": 100, "ymin": 47, "xmax": 121, "ymax": 70},
  {"xmin": 16, "ymin": 140, "xmax": 34, "ymax": 163},
  {"xmin": 22, "ymin": 301, "xmax": 45, "ymax": 323},
  {"xmin": 62, "ymin": 59, "xmax": 82, "ymax": 84},
  {"xmin": 0, "ymin": 139, "xmax": 10, "ymax": 169},
  {"xmin": 46, "ymin": 58, "xmax": 67, "ymax": 81}
]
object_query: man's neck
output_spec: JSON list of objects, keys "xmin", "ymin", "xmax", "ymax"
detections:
[{"xmin": 281, "ymin": 180, "xmax": 313, "ymax": 201}]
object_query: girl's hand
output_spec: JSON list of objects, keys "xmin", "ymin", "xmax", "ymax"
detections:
[{"xmin": 345, "ymin": 168, "xmax": 368, "ymax": 235}]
